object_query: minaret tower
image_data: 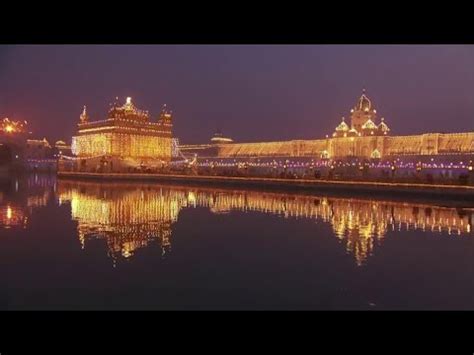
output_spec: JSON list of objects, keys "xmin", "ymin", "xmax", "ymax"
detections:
[
  {"xmin": 350, "ymin": 89, "xmax": 377, "ymax": 133},
  {"xmin": 158, "ymin": 104, "xmax": 173, "ymax": 126},
  {"xmin": 79, "ymin": 105, "xmax": 89, "ymax": 124}
]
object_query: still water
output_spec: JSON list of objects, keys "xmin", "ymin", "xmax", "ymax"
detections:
[{"xmin": 2, "ymin": 174, "xmax": 474, "ymax": 310}]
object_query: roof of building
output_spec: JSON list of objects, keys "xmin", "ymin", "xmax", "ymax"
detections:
[
  {"xmin": 335, "ymin": 117, "xmax": 350, "ymax": 131},
  {"xmin": 362, "ymin": 118, "xmax": 377, "ymax": 130},
  {"xmin": 211, "ymin": 131, "xmax": 233, "ymax": 144},
  {"xmin": 355, "ymin": 90, "xmax": 373, "ymax": 112},
  {"xmin": 378, "ymin": 118, "xmax": 390, "ymax": 132},
  {"xmin": 107, "ymin": 97, "xmax": 149, "ymax": 121}
]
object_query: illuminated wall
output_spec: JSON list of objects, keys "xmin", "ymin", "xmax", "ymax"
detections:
[
  {"xmin": 186, "ymin": 132, "xmax": 474, "ymax": 160},
  {"xmin": 180, "ymin": 92, "xmax": 474, "ymax": 160},
  {"xmin": 73, "ymin": 132, "xmax": 172, "ymax": 160},
  {"xmin": 72, "ymin": 133, "xmax": 112, "ymax": 156}
]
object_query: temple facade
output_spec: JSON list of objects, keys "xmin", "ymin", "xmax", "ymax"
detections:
[
  {"xmin": 180, "ymin": 91, "xmax": 474, "ymax": 161},
  {"xmin": 66, "ymin": 97, "xmax": 173, "ymax": 172}
]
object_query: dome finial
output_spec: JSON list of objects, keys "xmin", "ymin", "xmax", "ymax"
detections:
[{"xmin": 80, "ymin": 105, "xmax": 89, "ymax": 123}]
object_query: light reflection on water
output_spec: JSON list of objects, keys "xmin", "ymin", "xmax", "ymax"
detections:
[
  {"xmin": 0, "ymin": 175, "xmax": 474, "ymax": 306},
  {"xmin": 2, "ymin": 174, "xmax": 473, "ymax": 266}
]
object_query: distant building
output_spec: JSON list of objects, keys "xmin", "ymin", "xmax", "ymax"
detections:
[
  {"xmin": 25, "ymin": 138, "xmax": 52, "ymax": 159},
  {"xmin": 53, "ymin": 140, "xmax": 72, "ymax": 157},
  {"xmin": 180, "ymin": 90, "xmax": 474, "ymax": 161},
  {"xmin": 178, "ymin": 130, "xmax": 233, "ymax": 159},
  {"xmin": 210, "ymin": 130, "xmax": 233, "ymax": 144}
]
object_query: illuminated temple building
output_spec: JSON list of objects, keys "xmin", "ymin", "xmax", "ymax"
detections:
[
  {"xmin": 65, "ymin": 97, "xmax": 173, "ymax": 171},
  {"xmin": 180, "ymin": 90, "xmax": 474, "ymax": 161}
]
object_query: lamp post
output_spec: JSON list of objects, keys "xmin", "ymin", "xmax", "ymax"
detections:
[
  {"xmin": 329, "ymin": 163, "xmax": 335, "ymax": 180},
  {"xmin": 390, "ymin": 163, "xmax": 396, "ymax": 179},
  {"xmin": 468, "ymin": 160, "xmax": 473, "ymax": 185}
]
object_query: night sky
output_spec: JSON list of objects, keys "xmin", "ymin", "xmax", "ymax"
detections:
[{"xmin": 0, "ymin": 45, "xmax": 473, "ymax": 144}]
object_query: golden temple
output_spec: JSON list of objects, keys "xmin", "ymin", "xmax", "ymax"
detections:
[{"xmin": 66, "ymin": 97, "xmax": 173, "ymax": 172}]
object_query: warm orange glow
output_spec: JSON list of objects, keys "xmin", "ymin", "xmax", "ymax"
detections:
[
  {"xmin": 57, "ymin": 180, "xmax": 474, "ymax": 266},
  {"xmin": 1, "ymin": 118, "xmax": 27, "ymax": 134},
  {"xmin": 70, "ymin": 98, "xmax": 172, "ymax": 165}
]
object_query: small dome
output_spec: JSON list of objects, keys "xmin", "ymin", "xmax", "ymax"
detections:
[
  {"xmin": 355, "ymin": 90, "xmax": 372, "ymax": 112},
  {"xmin": 55, "ymin": 140, "xmax": 66, "ymax": 145},
  {"xmin": 362, "ymin": 118, "xmax": 377, "ymax": 130},
  {"xmin": 211, "ymin": 130, "xmax": 233, "ymax": 144},
  {"xmin": 371, "ymin": 149, "xmax": 381, "ymax": 159},
  {"xmin": 335, "ymin": 117, "xmax": 349, "ymax": 131},
  {"xmin": 378, "ymin": 118, "xmax": 390, "ymax": 132},
  {"xmin": 347, "ymin": 127, "xmax": 359, "ymax": 137}
]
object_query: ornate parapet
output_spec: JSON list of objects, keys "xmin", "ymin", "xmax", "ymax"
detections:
[
  {"xmin": 215, "ymin": 139, "xmax": 327, "ymax": 158},
  {"xmin": 387, "ymin": 132, "xmax": 474, "ymax": 156},
  {"xmin": 328, "ymin": 136, "xmax": 387, "ymax": 159},
  {"xmin": 438, "ymin": 132, "xmax": 474, "ymax": 155},
  {"xmin": 181, "ymin": 132, "xmax": 474, "ymax": 161}
]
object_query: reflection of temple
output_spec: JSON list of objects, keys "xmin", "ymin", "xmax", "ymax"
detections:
[
  {"xmin": 57, "ymin": 181, "xmax": 473, "ymax": 266},
  {"xmin": 58, "ymin": 182, "xmax": 187, "ymax": 260}
]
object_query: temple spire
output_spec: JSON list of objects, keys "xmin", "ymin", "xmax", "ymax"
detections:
[{"xmin": 80, "ymin": 105, "xmax": 89, "ymax": 123}]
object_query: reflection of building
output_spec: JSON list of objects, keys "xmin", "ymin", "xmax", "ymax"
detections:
[
  {"xmin": 57, "ymin": 181, "xmax": 473, "ymax": 266},
  {"xmin": 58, "ymin": 181, "xmax": 187, "ymax": 260},
  {"xmin": 0, "ymin": 204, "xmax": 27, "ymax": 228},
  {"xmin": 180, "ymin": 90, "xmax": 474, "ymax": 161},
  {"xmin": 68, "ymin": 98, "xmax": 173, "ymax": 171},
  {"xmin": 0, "ymin": 174, "xmax": 56, "ymax": 228}
]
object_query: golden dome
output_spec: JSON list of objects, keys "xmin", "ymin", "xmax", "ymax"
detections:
[
  {"xmin": 355, "ymin": 90, "xmax": 373, "ymax": 112},
  {"xmin": 378, "ymin": 118, "xmax": 390, "ymax": 133},
  {"xmin": 335, "ymin": 117, "xmax": 349, "ymax": 131},
  {"xmin": 347, "ymin": 127, "xmax": 359, "ymax": 137},
  {"xmin": 362, "ymin": 118, "xmax": 377, "ymax": 130}
]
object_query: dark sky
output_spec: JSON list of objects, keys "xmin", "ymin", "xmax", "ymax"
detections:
[{"xmin": 0, "ymin": 45, "xmax": 473, "ymax": 144}]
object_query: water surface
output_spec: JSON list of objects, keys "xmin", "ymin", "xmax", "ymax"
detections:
[{"xmin": 1, "ymin": 174, "xmax": 474, "ymax": 310}]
